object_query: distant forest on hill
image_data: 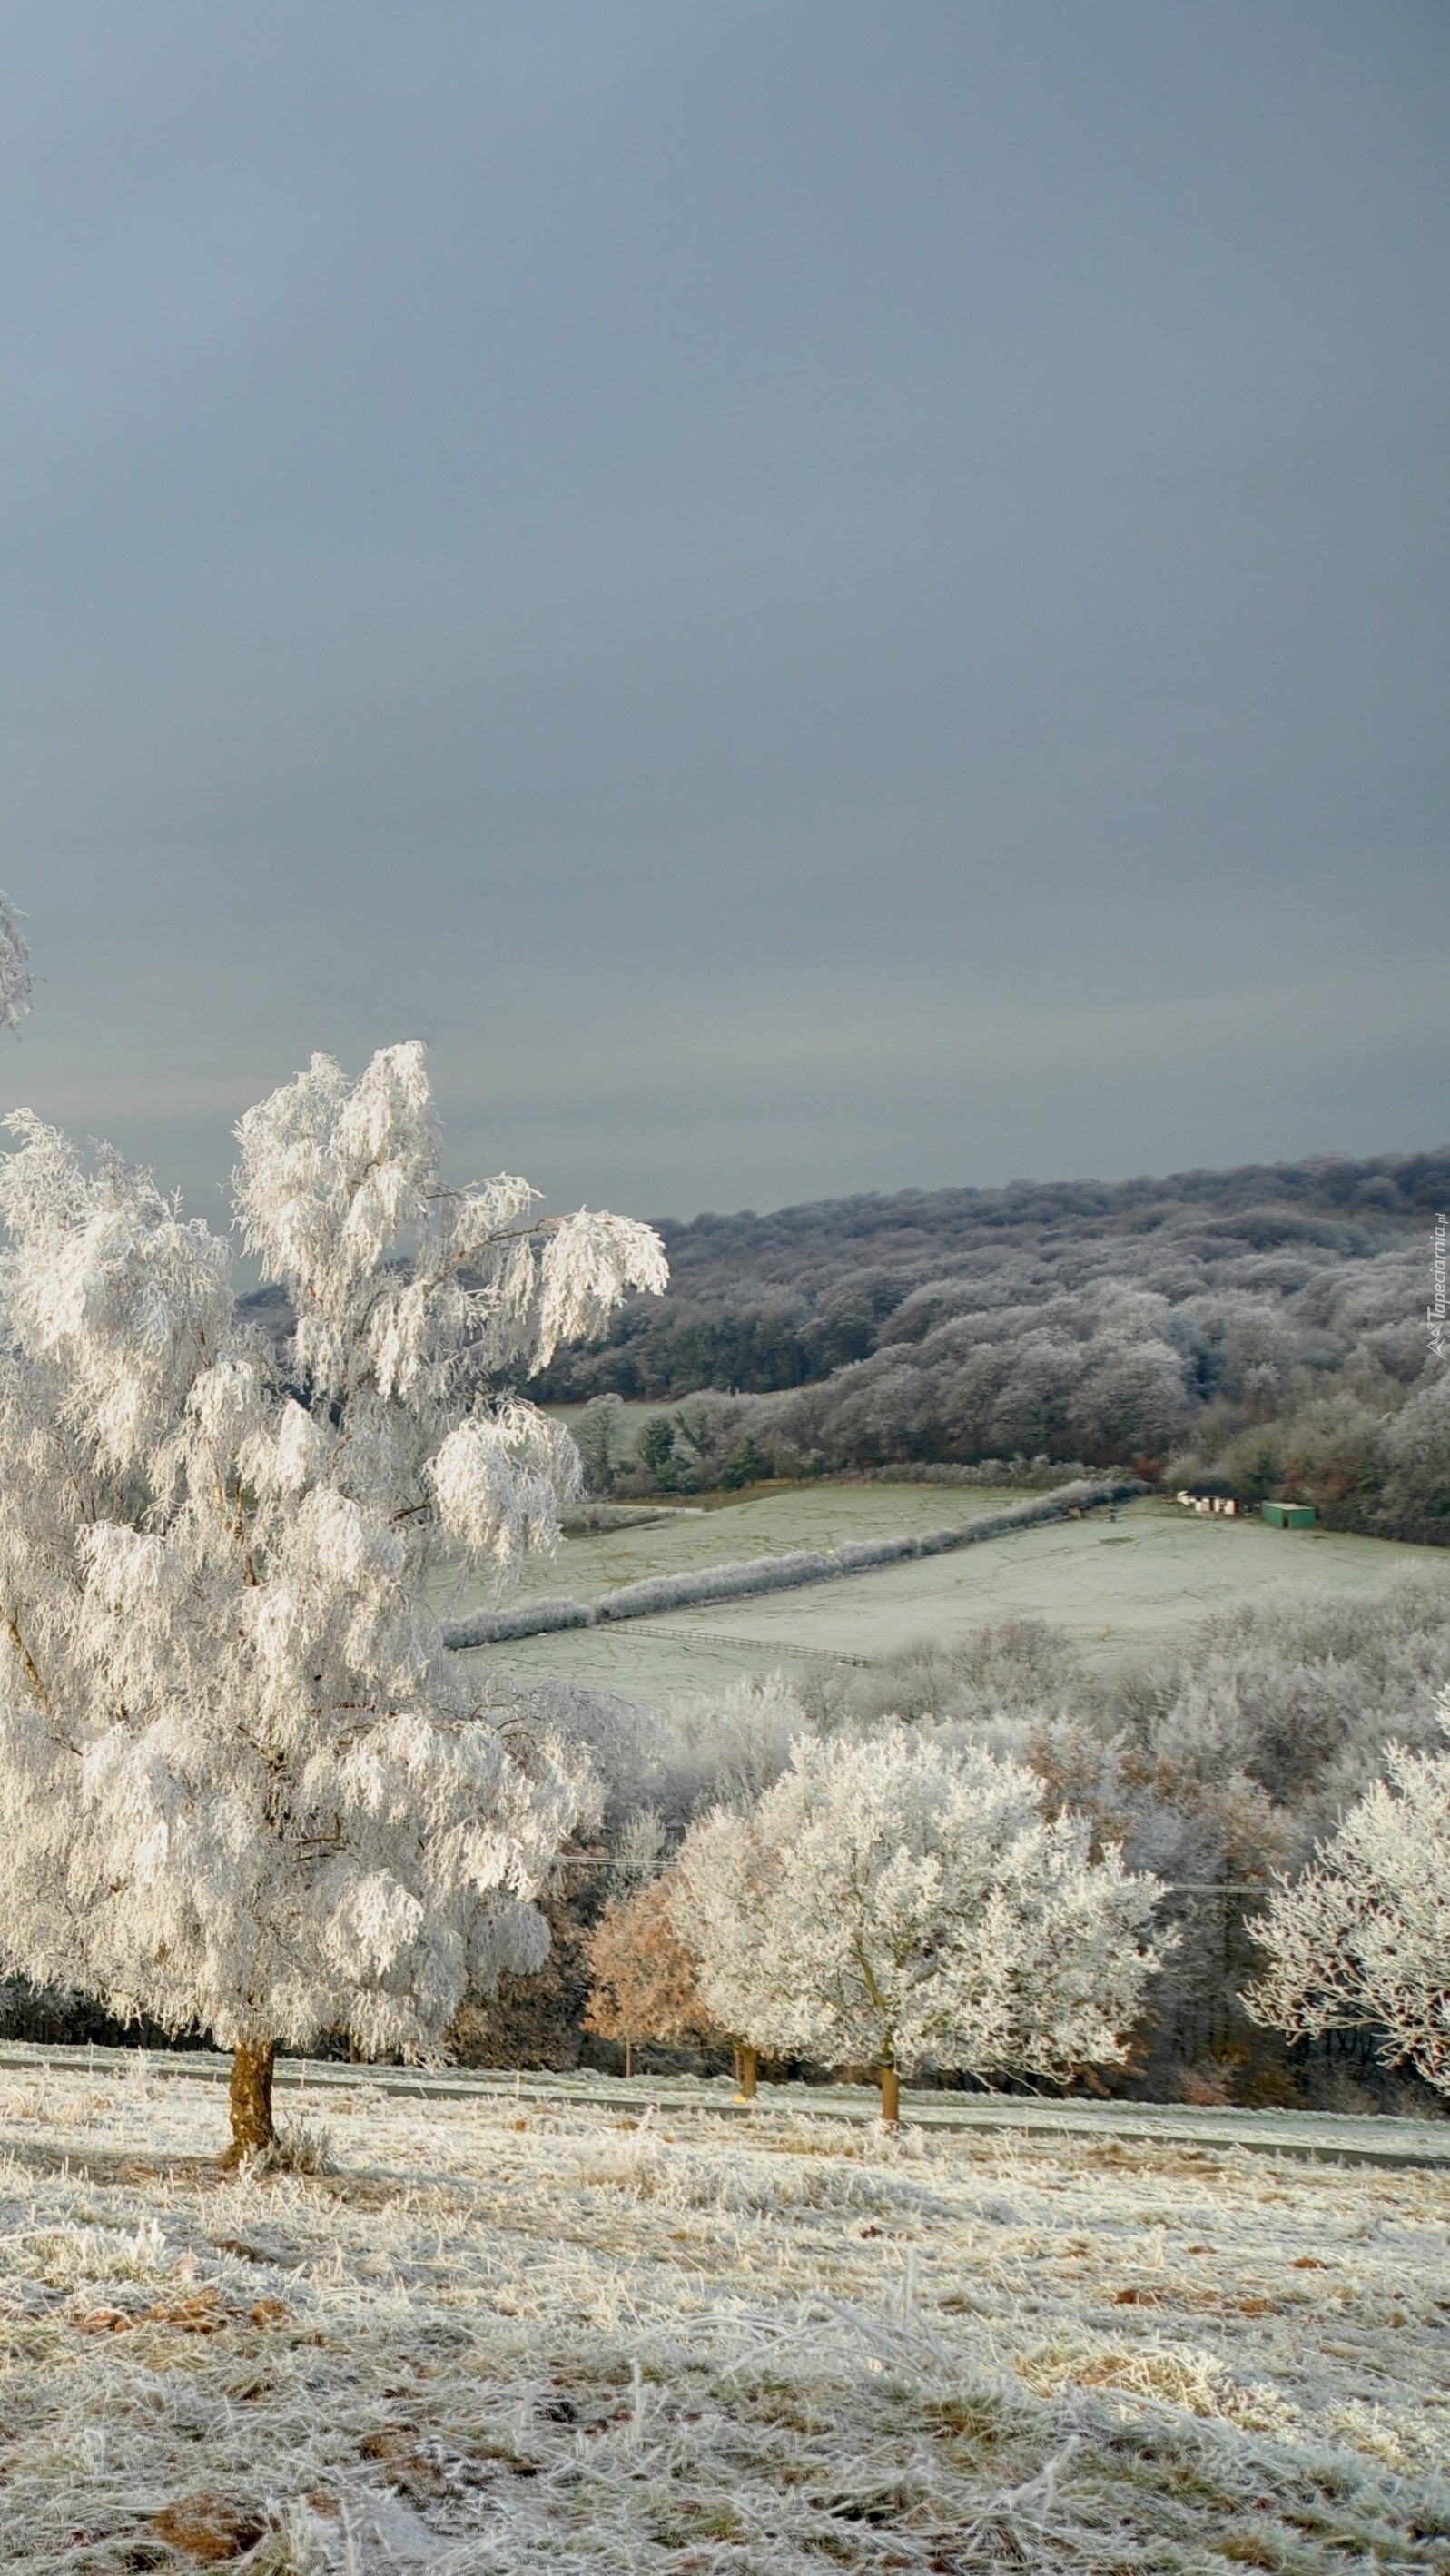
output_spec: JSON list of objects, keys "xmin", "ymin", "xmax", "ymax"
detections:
[{"xmin": 531, "ymin": 1149, "xmax": 1450, "ymax": 1543}]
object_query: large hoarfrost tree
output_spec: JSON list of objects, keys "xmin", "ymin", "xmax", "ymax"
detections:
[
  {"xmin": 0, "ymin": 1042, "xmax": 666, "ymax": 2158},
  {"xmin": 676, "ymin": 1731, "xmax": 1167, "ymax": 2122},
  {"xmin": 1245, "ymin": 1696, "xmax": 1450, "ymax": 2095}
]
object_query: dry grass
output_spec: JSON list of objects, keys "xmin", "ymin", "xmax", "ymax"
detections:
[{"xmin": 2, "ymin": 2061, "xmax": 1447, "ymax": 2572}]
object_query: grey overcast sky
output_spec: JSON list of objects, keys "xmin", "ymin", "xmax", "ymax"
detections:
[{"xmin": 2, "ymin": 0, "xmax": 1446, "ymax": 1229}]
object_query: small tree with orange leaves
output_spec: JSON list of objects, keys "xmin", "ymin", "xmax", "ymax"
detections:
[{"xmin": 583, "ymin": 1872, "xmax": 719, "ymax": 2077}]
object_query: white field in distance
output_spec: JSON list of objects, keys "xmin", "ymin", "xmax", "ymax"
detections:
[{"xmin": 442, "ymin": 1483, "xmax": 1450, "ymax": 1703}]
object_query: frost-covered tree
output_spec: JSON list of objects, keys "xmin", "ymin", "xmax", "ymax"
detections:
[
  {"xmin": 676, "ymin": 1731, "xmax": 1167, "ymax": 2122},
  {"xmin": 574, "ymin": 1392, "xmax": 627, "ymax": 1495},
  {"xmin": 1375, "ymin": 1376, "xmax": 1450, "ymax": 1541},
  {"xmin": 1245, "ymin": 1695, "xmax": 1450, "ymax": 2095},
  {"xmin": 0, "ymin": 1042, "xmax": 666, "ymax": 2158},
  {"xmin": 0, "ymin": 892, "xmax": 32, "ymax": 1035}
]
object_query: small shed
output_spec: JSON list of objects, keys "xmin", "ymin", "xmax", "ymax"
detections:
[{"xmin": 1262, "ymin": 1500, "xmax": 1317, "ymax": 1529}]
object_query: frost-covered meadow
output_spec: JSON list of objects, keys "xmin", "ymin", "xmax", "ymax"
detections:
[
  {"xmin": 5, "ymin": 2058, "xmax": 1448, "ymax": 2573},
  {"xmin": 438, "ymin": 1482, "xmax": 1023, "ymax": 1612},
  {"xmin": 459, "ymin": 1489, "xmax": 1450, "ymax": 1701}
]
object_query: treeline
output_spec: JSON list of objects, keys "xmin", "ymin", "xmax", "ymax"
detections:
[
  {"xmin": 544, "ymin": 1149, "xmax": 1450, "ymax": 1542},
  {"xmin": 460, "ymin": 1575, "xmax": 1450, "ymax": 2113},
  {"xmin": 11, "ymin": 1578, "xmax": 1450, "ymax": 2113}
]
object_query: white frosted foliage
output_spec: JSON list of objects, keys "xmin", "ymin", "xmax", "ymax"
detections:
[
  {"xmin": 0, "ymin": 1046, "xmax": 665, "ymax": 2070},
  {"xmin": 536, "ymin": 1208, "xmax": 670, "ymax": 1368},
  {"xmin": 0, "ymin": 891, "xmax": 31, "ymax": 1035},
  {"xmin": 429, "ymin": 1402, "xmax": 582, "ymax": 1582},
  {"xmin": 676, "ymin": 1730, "xmax": 1168, "ymax": 2085},
  {"xmin": 1246, "ymin": 1691, "xmax": 1450, "ymax": 2094}
]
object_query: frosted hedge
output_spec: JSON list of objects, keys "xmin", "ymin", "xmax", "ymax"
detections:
[{"xmin": 443, "ymin": 1476, "xmax": 1133, "ymax": 1648}]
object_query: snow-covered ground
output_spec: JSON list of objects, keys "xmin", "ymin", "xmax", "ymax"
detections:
[
  {"xmin": 439, "ymin": 1482, "xmax": 1023, "ymax": 1615},
  {"xmin": 5, "ymin": 2058, "xmax": 1447, "ymax": 2572},
  {"xmin": 453, "ymin": 1490, "xmax": 1450, "ymax": 1701}
]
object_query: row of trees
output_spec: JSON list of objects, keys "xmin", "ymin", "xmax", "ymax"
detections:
[
  {"xmin": 581, "ymin": 1696, "xmax": 1450, "ymax": 2118},
  {"xmin": 587, "ymin": 1732, "xmax": 1168, "ymax": 2120},
  {"xmin": 802, "ymin": 1587, "xmax": 1450, "ymax": 2107},
  {"xmin": 539, "ymin": 1159, "xmax": 1448, "ymax": 1541},
  {"xmin": 539, "ymin": 1155, "xmax": 1446, "ymax": 1420},
  {"xmin": 569, "ymin": 1290, "xmax": 1449, "ymax": 1540}
]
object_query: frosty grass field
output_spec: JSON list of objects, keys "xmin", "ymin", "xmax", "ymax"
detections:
[
  {"xmin": 3, "ymin": 2055, "xmax": 1447, "ymax": 2573},
  {"xmin": 442, "ymin": 1485, "xmax": 1450, "ymax": 1702}
]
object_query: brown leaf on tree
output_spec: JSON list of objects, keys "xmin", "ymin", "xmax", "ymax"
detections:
[{"xmin": 582, "ymin": 1872, "xmax": 720, "ymax": 2068}]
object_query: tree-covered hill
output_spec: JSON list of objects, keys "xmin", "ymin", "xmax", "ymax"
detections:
[
  {"xmin": 536, "ymin": 1148, "xmax": 1448, "ymax": 1400},
  {"xmin": 532, "ymin": 1149, "xmax": 1450, "ymax": 1538}
]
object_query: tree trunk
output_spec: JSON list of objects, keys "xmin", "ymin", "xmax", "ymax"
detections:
[
  {"xmin": 880, "ymin": 2062, "xmax": 900, "ymax": 2127},
  {"xmin": 625, "ymin": 2038, "xmax": 634, "ymax": 2079},
  {"xmin": 737, "ymin": 2043, "xmax": 758, "ymax": 2101},
  {"xmin": 222, "ymin": 2038, "xmax": 277, "ymax": 2165}
]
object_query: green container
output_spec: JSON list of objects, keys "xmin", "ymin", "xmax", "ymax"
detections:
[{"xmin": 1262, "ymin": 1500, "xmax": 1317, "ymax": 1529}]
